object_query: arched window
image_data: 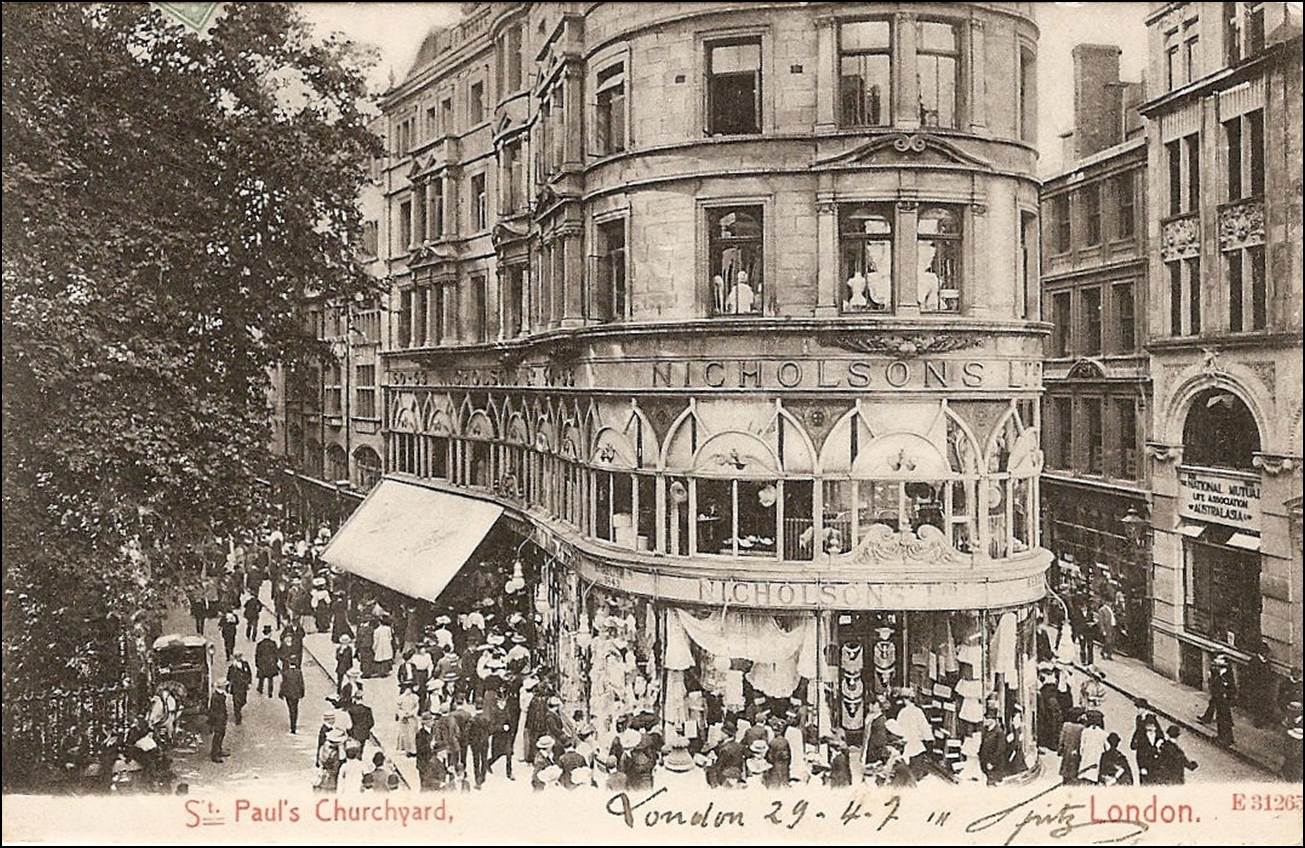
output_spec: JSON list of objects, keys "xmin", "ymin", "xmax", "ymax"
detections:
[
  {"xmin": 917, "ymin": 206, "xmax": 962, "ymax": 313},
  {"xmin": 840, "ymin": 205, "xmax": 893, "ymax": 313},
  {"xmin": 1182, "ymin": 389, "xmax": 1261, "ymax": 469},
  {"xmin": 353, "ymin": 446, "xmax": 382, "ymax": 492}
]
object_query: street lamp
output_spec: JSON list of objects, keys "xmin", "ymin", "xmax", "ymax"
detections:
[{"xmin": 1120, "ymin": 506, "xmax": 1148, "ymax": 548}]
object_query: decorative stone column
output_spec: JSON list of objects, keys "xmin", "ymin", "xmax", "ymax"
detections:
[
  {"xmin": 815, "ymin": 195, "xmax": 839, "ymax": 316},
  {"xmin": 895, "ymin": 199, "xmax": 920, "ymax": 315},
  {"xmin": 895, "ymin": 13, "xmax": 919, "ymax": 130}
]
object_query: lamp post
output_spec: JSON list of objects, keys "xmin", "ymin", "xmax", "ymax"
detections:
[{"xmin": 1119, "ymin": 506, "xmax": 1151, "ymax": 659}]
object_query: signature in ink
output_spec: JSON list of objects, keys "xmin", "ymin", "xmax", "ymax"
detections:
[{"xmin": 966, "ymin": 776, "xmax": 1148, "ymax": 845}]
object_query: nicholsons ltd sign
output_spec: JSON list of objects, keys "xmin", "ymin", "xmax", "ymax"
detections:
[{"xmin": 1177, "ymin": 468, "xmax": 1262, "ymax": 531}]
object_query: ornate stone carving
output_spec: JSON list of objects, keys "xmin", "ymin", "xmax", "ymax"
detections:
[
  {"xmin": 814, "ymin": 132, "xmax": 993, "ymax": 171},
  {"xmin": 1145, "ymin": 442, "xmax": 1183, "ymax": 463},
  {"xmin": 841, "ymin": 523, "xmax": 960, "ymax": 566},
  {"xmin": 1066, "ymin": 358, "xmax": 1107, "ymax": 380},
  {"xmin": 1217, "ymin": 198, "xmax": 1265, "ymax": 252},
  {"xmin": 1200, "ymin": 348, "xmax": 1226, "ymax": 378},
  {"xmin": 824, "ymin": 332, "xmax": 983, "ymax": 358},
  {"xmin": 1160, "ymin": 213, "xmax": 1200, "ymax": 262},
  {"xmin": 1252, "ymin": 452, "xmax": 1298, "ymax": 476}
]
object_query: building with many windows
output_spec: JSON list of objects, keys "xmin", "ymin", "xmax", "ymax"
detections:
[
  {"xmin": 1138, "ymin": 1, "xmax": 1301, "ymax": 690},
  {"xmin": 1039, "ymin": 45, "xmax": 1153, "ymax": 659},
  {"xmin": 313, "ymin": 1, "xmax": 1051, "ymax": 768}
]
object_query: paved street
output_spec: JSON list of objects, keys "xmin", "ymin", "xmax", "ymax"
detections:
[{"xmin": 159, "ymin": 592, "xmax": 390, "ymax": 794}]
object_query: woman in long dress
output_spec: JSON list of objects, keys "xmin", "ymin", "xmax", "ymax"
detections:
[
  {"xmin": 395, "ymin": 685, "xmax": 419, "ymax": 756},
  {"xmin": 514, "ymin": 682, "xmax": 535, "ymax": 763}
]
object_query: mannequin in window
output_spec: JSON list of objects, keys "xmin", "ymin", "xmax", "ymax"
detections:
[
  {"xmin": 918, "ymin": 243, "xmax": 940, "ymax": 311},
  {"xmin": 712, "ymin": 274, "xmax": 726, "ymax": 314},
  {"xmin": 726, "ymin": 270, "xmax": 755, "ymax": 314},
  {"xmin": 845, "ymin": 270, "xmax": 869, "ymax": 310}
]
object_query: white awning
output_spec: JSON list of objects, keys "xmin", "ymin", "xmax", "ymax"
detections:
[
  {"xmin": 321, "ymin": 479, "xmax": 503, "ymax": 602},
  {"xmin": 1226, "ymin": 532, "xmax": 1262, "ymax": 552},
  {"xmin": 1176, "ymin": 521, "xmax": 1206, "ymax": 538}
]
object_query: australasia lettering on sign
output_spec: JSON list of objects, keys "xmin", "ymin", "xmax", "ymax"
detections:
[{"xmin": 1178, "ymin": 468, "xmax": 1262, "ymax": 531}]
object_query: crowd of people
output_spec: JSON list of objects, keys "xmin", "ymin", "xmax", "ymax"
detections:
[{"xmin": 180, "ymin": 523, "xmax": 1304, "ymax": 793}]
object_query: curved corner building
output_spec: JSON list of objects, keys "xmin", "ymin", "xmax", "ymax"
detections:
[{"xmin": 366, "ymin": 1, "xmax": 1049, "ymax": 774}]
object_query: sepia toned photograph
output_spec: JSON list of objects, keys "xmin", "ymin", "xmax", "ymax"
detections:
[{"xmin": 2, "ymin": 1, "xmax": 1301, "ymax": 844}]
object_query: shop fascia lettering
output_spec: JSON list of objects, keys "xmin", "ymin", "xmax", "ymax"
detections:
[
  {"xmin": 392, "ymin": 357, "xmax": 1041, "ymax": 391},
  {"xmin": 1178, "ymin": 468, "xmax": 1262, "ymax": 530}
]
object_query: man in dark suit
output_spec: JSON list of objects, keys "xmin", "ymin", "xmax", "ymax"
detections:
[
  {"xmin": 1156, "ymin": 725, "xmax": 1198, "ymax": 784},
  {"xmin": 483, "ymin": 692, "xmax": 515, "ymax": 780},
  {"xmin": 255, "ymin": 626, "xmax": 279, "ymax": 697},
  {"xmin": 226, "ymin": 652, "xmax": 253, "ymax": 725},
  {"xmin": 1198, "ymin": 655, "xmax": 1237, "ymax": 746},
  {"xmin": 207, "ymin": 683, "xmax": 229, "ymax": 763},
  {"xmin": 415, "ymin": 713, "xmax": 437, "ymax": 791},
  {"xmin": 465, "ymin": 703, "xmax": 494, "ymax": 788},
  {"xmin": 713, "ymin": 731, "xmax": 746, "ymax": 786},
  {"xmin": 764, "ymin": 717, "xmax": 792, "ymax": 788},
  {"xmin": 979, "ymin": 713, "xmax": 1008, "ymax": 785}
]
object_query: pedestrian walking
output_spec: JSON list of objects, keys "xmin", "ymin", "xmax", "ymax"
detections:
[
  {"xmin": 316, "ymin": 729, "xmax": 347, "ymax": 793},
  {"xmin": 330, "ymin": 594, "xmax": 352, "ymax": 644},
  {"xmin": 1079, "ymin": 603, "xmax": 1098, "ymax": 666},
  {"xmin": 395, "ymin": 683, "xmax": 420, "ymax": 757},
  {"xmin": 255, "ymin": 625, "xmax": 279, "ymax": 696},
  {"xmin": 1245, "ymin": 641, "xmax": 1275, "ymax": 729},
  {"xmin": 280, "ymin": 663, "xmax": 305, "ymax": 734},
  {"xmin": 337, "ymin": 742, "xmax": 367, "ymax": 793},
  {"xmin": 335, "ymin": 634, "xmax": 355, "ymax": 685},
  {"xmin": 207, "ymin": 682, "xmax": 229, "ymax": 763},
  {"xmin": 1077, "ymin": 711, "xmax": 1108, "ymax": 783},
  {"xmin": 1198, "ymin": 654, "xmax": 1237, "ymax": 746},
  {"xmin": 1057, "ymin": 706, "xmax": 1085, "ymax": 784},
  {"xmin": 484, "ymin": 692, "xmax": 515, "ymax": 780},
  {"xmin": 1156, "ymin": 725, "xmax": 1198, "ymax": 784},
  {"xmin": 356, "ymin": 617, "xmax": 376, "ymax": 678},
  {"xmin": 1097, "ymin": 599, "xmax": 1116, "ymax": 660},
  {"xmin": 1036, "ymin": 665, "xmax": 1064, "ymax": 750},
  {"xmin": 347, "ymin": 695, "xmax": 375, "ymax": 747},
  {"xmin": 372, "ymin": 617, "xmax": 395, "ymax": 677},
  {"xmin": 1098, "ymin": 732, "xmax": 1133, "ymax": 785},
  {"xmin": 189, "ymin": 594, "xmax": 208, "ymax": 636},
  {"xmin": 979, "ymin": 713, "xmax": 1007, "ymax": 785},
  {"xmin": 227, "ymin": 652, "xmax": 252, "ymax": 726},
  {"xmin": 310, "ymin": 578, "xmax": 331, "ymax": 633},
  {"xmin": 367, "ymin": 751, "xmax": 400, "ymax": 792},
  {"xmin": 243, "ymin": 594, "xmax": 262, "ymax": 642},
  {"xmin": 219, "ymin": 609, "xmax": 239, "ymax": 660},
  {"xmin": 416, "ymin": 713, "xmax": 438, "ymax": 791}
]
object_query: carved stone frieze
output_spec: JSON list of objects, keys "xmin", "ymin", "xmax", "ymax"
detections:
[
  {"xmin": 839, "ymin": 523, "xmax": 960, "ymax": 566},
  {"xmin": 1160, "ymin": 214, "xmax": 1200, "ymax": 262},
  {"xmin": 1218, "ymin": 198, "xmax": 1265, "ymax": 252},
  {"xmin": 824, "ymin": 332, "xmax": 983, "ymax": 358}
]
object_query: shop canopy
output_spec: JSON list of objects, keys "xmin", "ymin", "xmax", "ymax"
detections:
[{"xmin": 321, "ymin": 478, "xmax": 503, "ymax": 602}]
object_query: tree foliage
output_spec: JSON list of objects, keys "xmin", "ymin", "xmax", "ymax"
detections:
[{"xmin": 1, "ymin": 3, "xmax": 381, "ymax": 692}]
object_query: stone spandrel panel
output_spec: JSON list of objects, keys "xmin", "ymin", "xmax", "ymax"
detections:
[
  {"xmin": 1217, "ymin": 197, "xmax": 1266, "ymax": 252},
  {"xmin": 1160, "ymin": 212, "xmax": 1201, "ymax": 262}
]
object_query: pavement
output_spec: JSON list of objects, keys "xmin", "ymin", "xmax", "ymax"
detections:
[{"xmin": 1079, "ymin": 650, "xmax": 1289, "ymax": 778}]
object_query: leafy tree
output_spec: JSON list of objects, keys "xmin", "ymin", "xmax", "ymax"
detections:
[{"xmin": 1, "ymin": 2, "xmax": 381, "ymax": 704}]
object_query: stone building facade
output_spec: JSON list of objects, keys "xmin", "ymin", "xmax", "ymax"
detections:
[
  {"xmin": 323, "ymin": 1, "xmax": 1051, "ymax": 767},
  {"xmin": 1139, "ymin": 1, "xmax": 1302, "ymax": 688},
  {"xmin": 1039, "ymin": 45, "xmax": 1152, "ymax": 659}
]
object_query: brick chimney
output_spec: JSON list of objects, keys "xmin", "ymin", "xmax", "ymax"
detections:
[{"xmin": 1071, "ymin": 43, "xmax": 1124, "ymax": 159}]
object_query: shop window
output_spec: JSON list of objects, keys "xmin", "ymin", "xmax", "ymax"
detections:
[
  {"xmin": 595, "ymin": 218, "xmax": 627, "ymax": 322},
  {"xmin": 1011, "ymin": 477, "xmax": 1031, "ymax": 552},
  {"xmin": 987, "ymin": 479, "xmax": 1007, "ymax": 559},
  {"xmin": 595, "ymin": 62, "xmax": 627, "ymax": 155},
  {"xmin": 470, "ymin": 441, "xmax": 492, "ymax": 488},
  {"xmin": 1186, "ymin": 539, "xmax": 1261, "ymax": 651},
  {"xmin": 782, "ymin": 479, "xmax": 814, "ymax": 561},
  {"xmin": 1080, "ymin": 287, "xmax": 1102, "ymax": 356},
  {"xmin": 839, "ymin": 20, "xmax": 891, "ymax": 127},
  {"xmin": 916, "ymin": 206, "xmax": 961, "ymax": 313},
  {"xmin": 1182, "ymin": 389, "xmax": 1260, "ymax": 469},
  {"xmin": 708, "ymin": 205, "xmax": 764, "ymax": 315},
  {"xmin": 839, "ymin": 205, "xmax": 892, "ymax": 313},
  {"xmin": 695, "ymin": 478, "xmax": 778, "ymax": 558},
  {"xmin": 1082, "ymin": 184, "xmax": 1101, "ymax": 246},
  {"xmin": 666, "ymin": 476, "xmax": 691, "ymax": 556},
  {"xmin": 706, "ymin": 38, "xmax": 762, "ymax": 135},
  {"xmin": 1051, "ymin": 291, "xmax": 1071, "ymax": 357},
  {"xmin": 916, "ymin": 21, "xmax": 959, "ymax": 128},
  {"xmin": 636, "ymin": 475, "xmax": 656, "ymax": 552},
  {"xmin": 904, "ymin": 481, "xmax": 947, "ymax": 536}
]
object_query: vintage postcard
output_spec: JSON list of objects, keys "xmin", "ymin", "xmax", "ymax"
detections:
[{"xmin": 2, "ymin": 1, "xmax": 1301, "ymax": 844}]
